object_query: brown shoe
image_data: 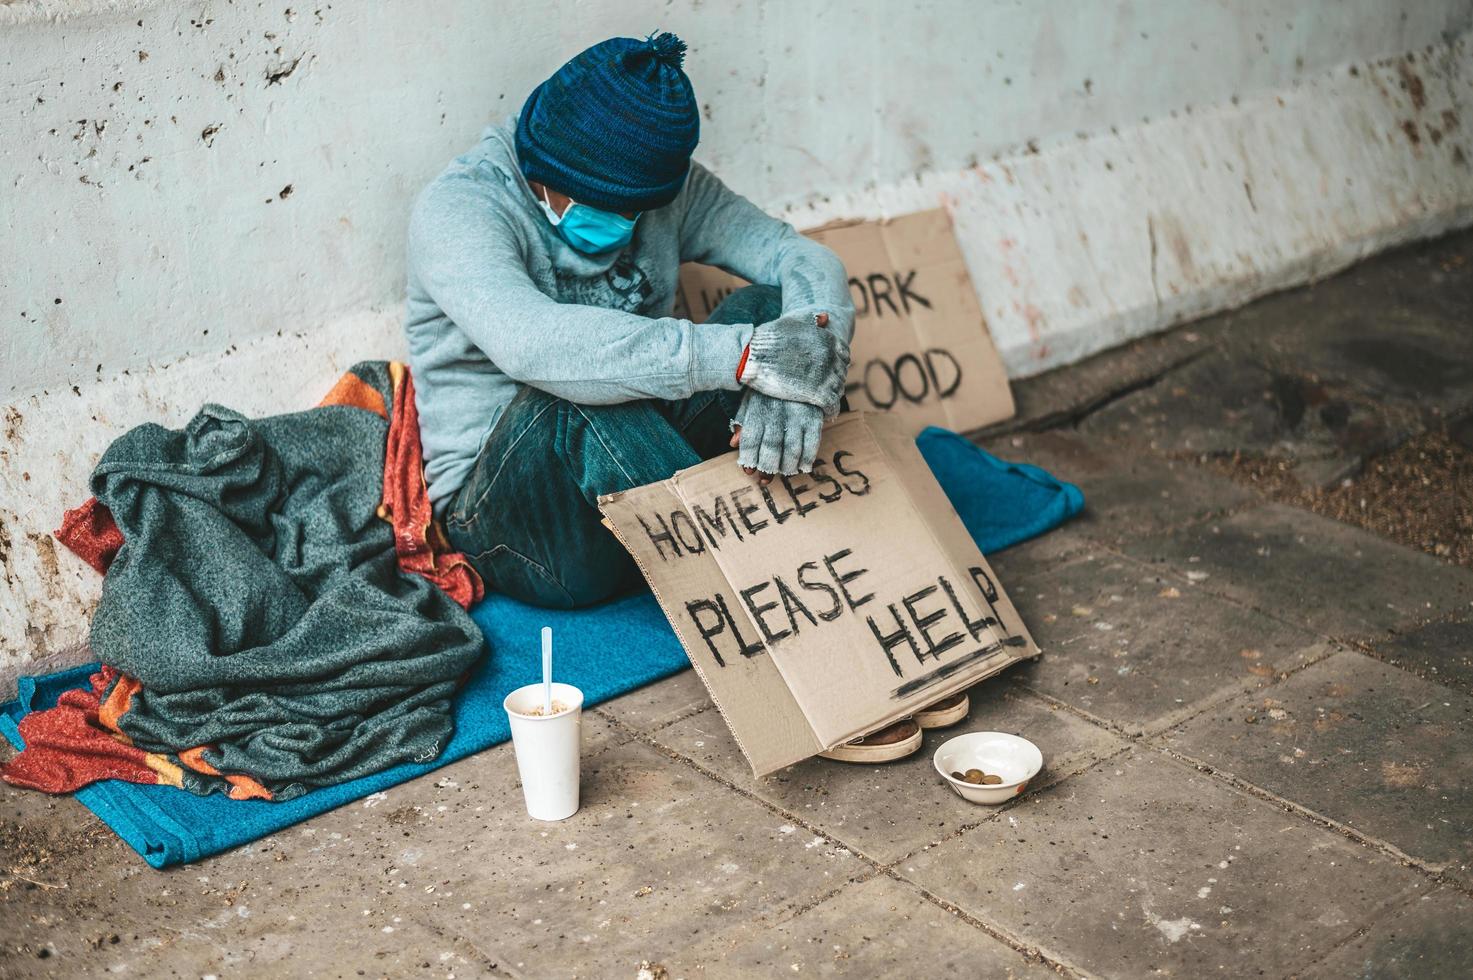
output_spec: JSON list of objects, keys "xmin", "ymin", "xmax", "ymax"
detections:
[
  {"xmin": 818, "ymin": 718, "xmax": 923, "ymax": 764},
  {"xmin": 914, "ymin": 691, "xmax": 969, "ymax": 729}
]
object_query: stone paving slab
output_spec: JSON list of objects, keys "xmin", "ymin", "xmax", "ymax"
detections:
[
  {"xmin": 1157, "ymin": 650, "xmax": 1473, "ymax": 884},
  {"xmin": 0, "ymin": 709, "xmax": 627, "ymax": 979},
  {"xmin": 592, "ymin": 669, "xmax": 713, "ymax": 735},
  {"xmin": 1302, "ymin": 886, "xmax": 1473, "ymax": 979},
  {"xmin": 1117, "ymin": 503, "xmax": 1473, "ymax": 637},
  {"xmin": 1003, "ymin": 550, "xmax": 1328, "ymax": 735},
  {"xmin": 33, "ymin": 903, "xmax": 496, "ymax": 980},
  {"xmin": 354, "ymin": 737, "xmax": 870, "ymax": 978},
  {"xmin": 975, "ymin": 325, "xmax": 1222, "ymax": 438},
  {"xmin": 897, "ymin": 748, "xmax": 1433, "ymax": 978},
  {"xmin": 1452, "ymin": 412, "xmax": 1473, "ymax": 452},
  {"xmin": 652, "ymin": 684, "xmax": 1126, "ymax": 867},
  {"xmin": 1234, "ymin": 309, "xmax": 1473, "ymax": 425},
  {"xmin": 985, "ymin": 522, "xmax": 1095, "ymax": 585},
  {"xmin": 1365, "ymin": 616, "xmax": 1473, "ymax": 697},
  {"xmin": 1078, "ymin": 349, "xmax": 1422, "ymax": 487},
  {"xmin": 983, "ymin": 231, "xmax": 1473, "ymax": 444},
  {"xmin": 685, "ymin": 873, "xmax": 1056, "ymax": 978},
  {"xmin": 982, "ymin": 429, "xmax": 1256, "ymax": 546},
  {"xmin": 1220, "ymin": 232, "xmax": 1473, "ymax": 419},
  {"xmin": 1, "ymin": 794, "xmax": 168, "ymax": 977},
  {"xmin": 0, "ymin": 786, "xmax": 499, "ymax": 979}
]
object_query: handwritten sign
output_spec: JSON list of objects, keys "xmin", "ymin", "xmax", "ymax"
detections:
[
  {"xmin": 599, "ymin": 412, "xmax": 1038, "ymax": 775},
  {"xmin": 674, "ymin": 210, "xmax": 1015, "ymax": 435}
]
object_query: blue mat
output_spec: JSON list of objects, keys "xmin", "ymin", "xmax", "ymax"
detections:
[
  {"xmin": 1, "ymin": 427, "xmax": 1081, "ymax": 867},
  {"xmin": 914, "ymin": 426, "xmax": 1086, "ymax": 548}
]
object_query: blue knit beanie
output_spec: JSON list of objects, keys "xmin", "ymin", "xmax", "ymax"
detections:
[{"xmin": 515, "ymin": 32, "xmax": 699, "ymax": 213}]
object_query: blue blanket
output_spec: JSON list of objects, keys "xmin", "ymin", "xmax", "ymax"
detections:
[{"xmin": 1, "ymin": 427, "xmax": 1082, "ymax": 867}]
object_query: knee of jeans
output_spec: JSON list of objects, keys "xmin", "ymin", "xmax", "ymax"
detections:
[
  {"xmin": 709, "ymin": 283, "xmax": 782, "ymax": 326},
  {"xmin": 561, "ymin": 399, "xmax": 668, "ymax": 442},
  {"xmin": 559, "ymin": 400, "xmax": 684, "ymax": 476}
]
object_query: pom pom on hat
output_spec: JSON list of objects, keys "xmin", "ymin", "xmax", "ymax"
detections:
[{"xmin": 644, "ymin": 31, "xmax": 687, "ymax": 67}]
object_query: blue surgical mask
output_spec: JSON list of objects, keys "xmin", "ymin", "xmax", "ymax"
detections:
[{"xmin": 537, "ymin": 185, "xmax": 639, "ymax": 254}]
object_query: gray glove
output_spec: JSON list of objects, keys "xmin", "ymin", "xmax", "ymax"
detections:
[
  {"xmin": 730, "ymin": 390, "xmax": 825, "ymax": 476},
  {"xmin": 740, "ymin": 309, "xmax": 849, "ymax": 413}
]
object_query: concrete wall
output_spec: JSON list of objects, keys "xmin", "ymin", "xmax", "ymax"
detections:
[{"xmin": 3, "ymin": 0, "xmax": 1472, "ymax": 690}]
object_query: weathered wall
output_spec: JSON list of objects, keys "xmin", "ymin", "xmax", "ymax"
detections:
[{"xmin": 2, "ymin": 0, "xmax": 1472, "ymax": 691}]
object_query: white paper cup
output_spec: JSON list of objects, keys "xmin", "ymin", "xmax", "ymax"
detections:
[{"xmin": 503, "ymin": 682, "xmax": 585, "ymax": 821}]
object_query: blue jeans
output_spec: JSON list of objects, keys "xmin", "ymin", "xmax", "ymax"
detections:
[{"xmin": 445, "ymin": 284, "xmax": 782, "ymax": 608}]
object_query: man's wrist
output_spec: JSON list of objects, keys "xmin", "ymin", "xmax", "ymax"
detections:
[{"xmin": 691, "ymin": 322, "xmax": 755, "ymax": 392}]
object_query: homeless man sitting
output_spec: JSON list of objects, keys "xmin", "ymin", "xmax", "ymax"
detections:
[
  {"xmin": 405, "ymin": 31, "xmax": 854, "ymax": 611},
  {"xmin": 406, "ymin": 31, "xmax": 963, "ymax": 764}
]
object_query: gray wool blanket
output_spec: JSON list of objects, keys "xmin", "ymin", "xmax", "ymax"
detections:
[{"xmin": 83, "ymin": 361, "xmax": 485, "ymax": 801}]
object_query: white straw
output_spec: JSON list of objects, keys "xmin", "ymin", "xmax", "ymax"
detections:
[{"xmin": 541, "ymin": 626, "xmax": 553, "ymax": 714}]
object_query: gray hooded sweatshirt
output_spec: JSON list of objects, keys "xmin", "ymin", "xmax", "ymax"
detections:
[{"xmin": 404, "ymin": 118, "xmax": 855, "ymax": 513}]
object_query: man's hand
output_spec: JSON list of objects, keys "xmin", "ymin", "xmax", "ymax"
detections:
[
  {"xmin": 728, "ymin": 390, "xmax": 824, "ymax": 484},
  {"xmin": 740, "ymin": 310, "xmax": 848, "ymax": 414}
]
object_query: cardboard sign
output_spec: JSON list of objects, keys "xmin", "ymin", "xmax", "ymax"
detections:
[
  {"xmin": 598, "ymin": 412, "xmax": 1038, "ymax": 776},
  {"xmin": 673, "ymin": 210, "xmax": 1015, "ymax": 435}
]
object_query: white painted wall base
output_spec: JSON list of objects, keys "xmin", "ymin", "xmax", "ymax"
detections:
[{"xmin": 2, "ymin": 1, "xmax": 1471, "ymax": 692}]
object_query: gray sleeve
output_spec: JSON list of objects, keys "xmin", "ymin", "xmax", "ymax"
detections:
[
  {"xmin": 407, "ymin": 171, "xmax": 751, "ymax": 404},
  {"xmin": 678, "ymin": 162, "xmax": 856, "ymax": 345}
]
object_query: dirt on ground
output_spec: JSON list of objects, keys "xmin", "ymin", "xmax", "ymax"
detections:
[
  {"xmin": 0, "ymin": 810, "xmax": 118, "ymax": 889},
  {"xmin": 1203, "ymin": 423, "xmax": 1473, "ymax": 568}
]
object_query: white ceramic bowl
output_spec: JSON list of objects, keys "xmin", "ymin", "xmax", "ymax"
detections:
[{"xmin": 933, "ymin": 731, "xmax": 1044, "ymax": 804}]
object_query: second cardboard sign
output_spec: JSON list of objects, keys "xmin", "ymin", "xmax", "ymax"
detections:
[{"xmin": 673, "ymin": 209, "xmax": 1015, "ymax": 435}]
